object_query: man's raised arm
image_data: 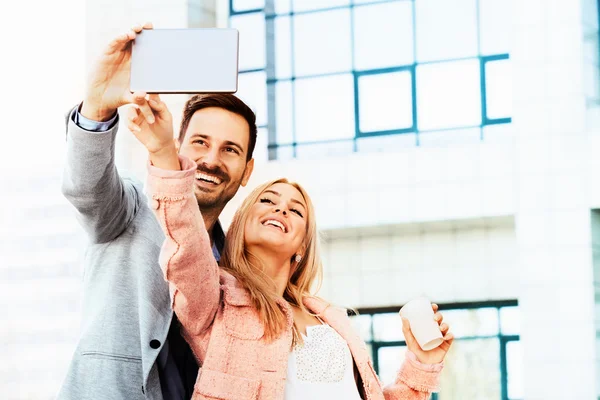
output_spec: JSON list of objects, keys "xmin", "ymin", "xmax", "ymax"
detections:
[{"xmin": 61, "ymin": 23, "xmax": 156, "ymax": 243}]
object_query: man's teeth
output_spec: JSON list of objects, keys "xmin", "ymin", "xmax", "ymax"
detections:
[
  {"xmin": 195, "ymin": 172, "xmax": 222, "ymax": 184},
  {"xmin": 263, "ymin": 220, "xmax": 286, "ymax": 232}
]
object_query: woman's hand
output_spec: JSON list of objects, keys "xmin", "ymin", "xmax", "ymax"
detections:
[
  {"xmin": 401, "ymin": 303, "xmax": 454, "ymax": 365},
  {"xmin": 126, "ymin": 94, "xmax": 180, "ymax": 170}
]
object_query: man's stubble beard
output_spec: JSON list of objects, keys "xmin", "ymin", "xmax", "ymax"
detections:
[{"xmin": 194, "ymin": 177, "xmax": 242, "ymax": 213}]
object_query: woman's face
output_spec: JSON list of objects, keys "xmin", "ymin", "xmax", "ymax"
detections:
[{"xmin": 244, "ymin": 182, "xmax": 308, "ymax": 260}]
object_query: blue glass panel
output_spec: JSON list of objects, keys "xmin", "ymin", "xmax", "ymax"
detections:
[
  {"xmin": 350, "ymin": 314, "xmax": 372, "ymax": 342},
  {"xmin": 582, "ymin": 0, "xmax": 599, "ymax": 33},
  {"xmin": 415, "ymin": 0, "xmax": 478, "ymax": 62},
  {"xmin": 237, "ymin": 71, "xmax": 268, "ymax": 127},
  {"xmin": 253, "ymin": 127, "xmax": 269, "ymax": 162},
  {"xmin": 274, "ymin": 80, "xmax": 295, "ymax": 145},
  {"xmin": 232, "ymin": 0, "xmax": 264, "ymax": 12},
  {"xmin": 274, "ymin": 145, "xmax": 295, "ymax": 160},
  {"xmin": 293, "ymin": 8, "xmax": 352, "ymax": 76},
  {"xmin": 292, "ymin": 0, "xmax": 350, "ymax": 13},
  {"xmin": 353, "ymin": 1, "xmax": 414, "ymax": 70},
  {"xmin": 438, "ymin": 338, "xmax": 501, "ymax": 399},
  {"xmin": 417, "ymin": 59, "xmax": 481, "ymax": 130},
  {"xmin": 485, "ymin": 58, "xmax": 512, "ymax": 120},
  {"xmin": 275, "ymin": 16, "xmax": 292, "ymax": 79},
  {"xmin": 378, "ymin": 346, "xmax": 408, "ymax": 387},
  {"xmin": 274, "ymin": 0, "xmax": 291, "ymax": 14},
  {"xmin": 479, "ymin": 0, "xmax": 511, "ymax": 55},
  {"xmin": 358, "ymin": 71, "xmax": 413, "ymax": 132},
  {"xmin": 230, "ymin": 12, "xmax": 266, "ymax": 70},
  {"xmin": 506, "ymin": 341, "xmax": 524, "ymax": 399},
  {"xmin": 294, "ymin": 74, "xmax": 355, "ymax": 142},
  {"xmin": 500, "ymin": 306, "xmax": 520, "ymax": 335},
  {"xmin": 439, "ymin": 308, "xmax": 498, "ymax": 338},
  {"xmin": 373, "ymin": 313, "xmax": 404, "ymax": 342}
]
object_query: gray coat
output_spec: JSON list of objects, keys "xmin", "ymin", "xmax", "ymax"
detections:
[{"xmin": 58, "ymin": 112, "xmax": 218, "ymax": 399}]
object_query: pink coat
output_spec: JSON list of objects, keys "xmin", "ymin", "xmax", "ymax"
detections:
[{"xmin": 146, "ymin": 156, "xmax": 443, "ymax": 400}]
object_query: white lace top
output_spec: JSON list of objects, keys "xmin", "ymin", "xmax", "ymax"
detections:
[{"xmin": 284, "ymin": 324, "xmax": 363, "ymax": 400}]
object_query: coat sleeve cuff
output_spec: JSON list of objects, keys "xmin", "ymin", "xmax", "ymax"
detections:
[
  {"xmin": 396, "ymin": 350, "xmax": 444, "ymax": 393},
  {"xmin": 146, "ymin": 155, "xmax": 196, "ymax": 199}
]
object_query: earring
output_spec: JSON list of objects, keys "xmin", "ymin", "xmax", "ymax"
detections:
[{"xmin": 294, "ymin": 254, "xmax": 302, "ymax": 263}]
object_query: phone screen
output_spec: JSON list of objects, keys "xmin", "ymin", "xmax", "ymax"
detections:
[{"xmin": 131, "ymin": 29, "xmax": 239, "ymax": 94}]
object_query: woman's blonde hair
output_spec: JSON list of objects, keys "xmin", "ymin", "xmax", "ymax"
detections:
[{"xmin": 220, "ymin": 178, "xmax": 323, "ymax": 342}]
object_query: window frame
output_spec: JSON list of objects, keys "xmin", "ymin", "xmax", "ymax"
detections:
[{"xmin": 229, "ymin": 0, "xmax": 512, "ymax": 159}]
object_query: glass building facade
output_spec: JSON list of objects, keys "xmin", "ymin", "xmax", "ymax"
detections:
[{"xmin": 229, "ymin": 0, "xmax": 511, "ymax": 160}]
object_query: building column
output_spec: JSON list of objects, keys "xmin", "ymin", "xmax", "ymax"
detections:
[{"xmin": 512, "ymin": 1, "xmax": 596, "ymax": 398}]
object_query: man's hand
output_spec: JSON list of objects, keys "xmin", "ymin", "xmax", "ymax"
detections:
[
  {"xmin": 81, "ymin": 22, "xmax": 155, "ymax": 123},
  {"xmin": 126, "ymin": 94, "xmax": 180, "ymax": 171}
]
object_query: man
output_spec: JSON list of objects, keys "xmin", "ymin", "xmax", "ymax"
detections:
[{"xmin": 59, "ymin": 23, "xmax": 256, "ymax": 399}]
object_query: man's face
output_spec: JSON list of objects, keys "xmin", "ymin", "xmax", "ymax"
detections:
[{"xmin": 178, "ymin": 107, "xmax": 254, "ymax": 212}]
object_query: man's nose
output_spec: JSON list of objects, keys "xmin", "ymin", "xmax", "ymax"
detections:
[{"xmin": 202, "ymin": 147, "xmax": 222, "ymax": 167}]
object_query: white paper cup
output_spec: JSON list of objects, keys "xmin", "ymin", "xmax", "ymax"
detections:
[{"xmin": 399, "ymin": 297, "xmax": 444, "ymax": 351}]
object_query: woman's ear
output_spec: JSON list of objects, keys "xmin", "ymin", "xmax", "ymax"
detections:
[{"xmin": 300, "ymin": 243, "xmax": 307, "ymax": 257}]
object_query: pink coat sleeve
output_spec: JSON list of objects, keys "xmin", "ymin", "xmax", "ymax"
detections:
[
  {"xmin": 383, "ymin": 351, "xmax": 443, "ymax": 400},
  {"xmin": 146, "ymin": 155, "xmax": 220, "ymax": 335}
]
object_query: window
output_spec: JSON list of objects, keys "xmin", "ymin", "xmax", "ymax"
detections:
[
  {"xmin": 353, "ymin": 2, "xmax": 414, "ymax": 70},
  {"xmin": 415, "ymin": 0, "xmax": 478, "ymax": 62},
  {"xmin": 350, "ymin": 301, "xmax": 522, "ymax": 400},
  {"xmin": 236, "ymin": 71, "xmax": 268, "ymax": 126},
  {"xmin": 293, "ymin": 9, "xmax": 353, "ymax": 76},
  {"xmin": 484, "ymin": 57, "xmax": 512, "ymax": 121},
  {"xmin": 416, "ymin": 59, "xmax": 482, "ymax": 130},
  {"xmin": 358, "ymin": 70, "xmax": 414, "ymax": 133},
  {"xmin": 230, "ymin": 12, "xmax": 266, "ymax": 71},
  {"xmin": 231, "ymin": 0, "xmax": 265, "ymax": 13},
  {"xmin": 230, "ymin": 0, "xmax": 512, "ymax": 160},
  {"xmin": 295, "ymin": 74, "xmax": 355, "ymax": 142}
]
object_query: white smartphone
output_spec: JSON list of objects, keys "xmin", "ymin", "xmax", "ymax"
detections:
[{"xmin": 130, "ymin": 28, "xmax": 239, "ymax": 94}]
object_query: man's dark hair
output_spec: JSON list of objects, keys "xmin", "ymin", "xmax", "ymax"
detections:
[{"xmin": 179, "ymin": 94, "xmax": 257, "ymax": 161}]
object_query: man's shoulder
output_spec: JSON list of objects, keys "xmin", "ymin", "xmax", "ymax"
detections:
[{"xmin": 121, "ymin": 173, "xmax": 145, "ymax": 193}]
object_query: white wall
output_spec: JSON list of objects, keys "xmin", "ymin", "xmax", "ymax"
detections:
[
  {"xmin": 512, "ymin": 0, "xmax": 596, "ymax": 397},
  {"xmin": 318, "ymin": 218, "xmax": 517, "ymax": 309}
]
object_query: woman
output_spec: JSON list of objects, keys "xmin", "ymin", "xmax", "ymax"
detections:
[{"xmin": 128, "ymin": 96, "xmax": 454, "ymax": 399}]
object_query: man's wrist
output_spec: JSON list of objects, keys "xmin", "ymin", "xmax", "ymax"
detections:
[{"xmin": 81, "ymin": 100, "xmax": 117, "ymax": 122}]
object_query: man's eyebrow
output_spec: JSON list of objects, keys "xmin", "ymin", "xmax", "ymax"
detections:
[
  {"xmin": 188, "ymin": 133, "xmax": 208, "ymax": 140},
  {"xmin": 263, "ymin": 189, "xmax": 306, "ymax": 209}
]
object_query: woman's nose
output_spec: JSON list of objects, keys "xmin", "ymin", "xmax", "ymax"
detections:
[{"xmin": 274, "ymin": 208, "xmax": 287, "ymax": 216}]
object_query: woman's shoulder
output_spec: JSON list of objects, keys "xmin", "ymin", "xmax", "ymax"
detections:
[{"xmin": 303, "ymin": 296, "xmax": 349, "ymax": 318}]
